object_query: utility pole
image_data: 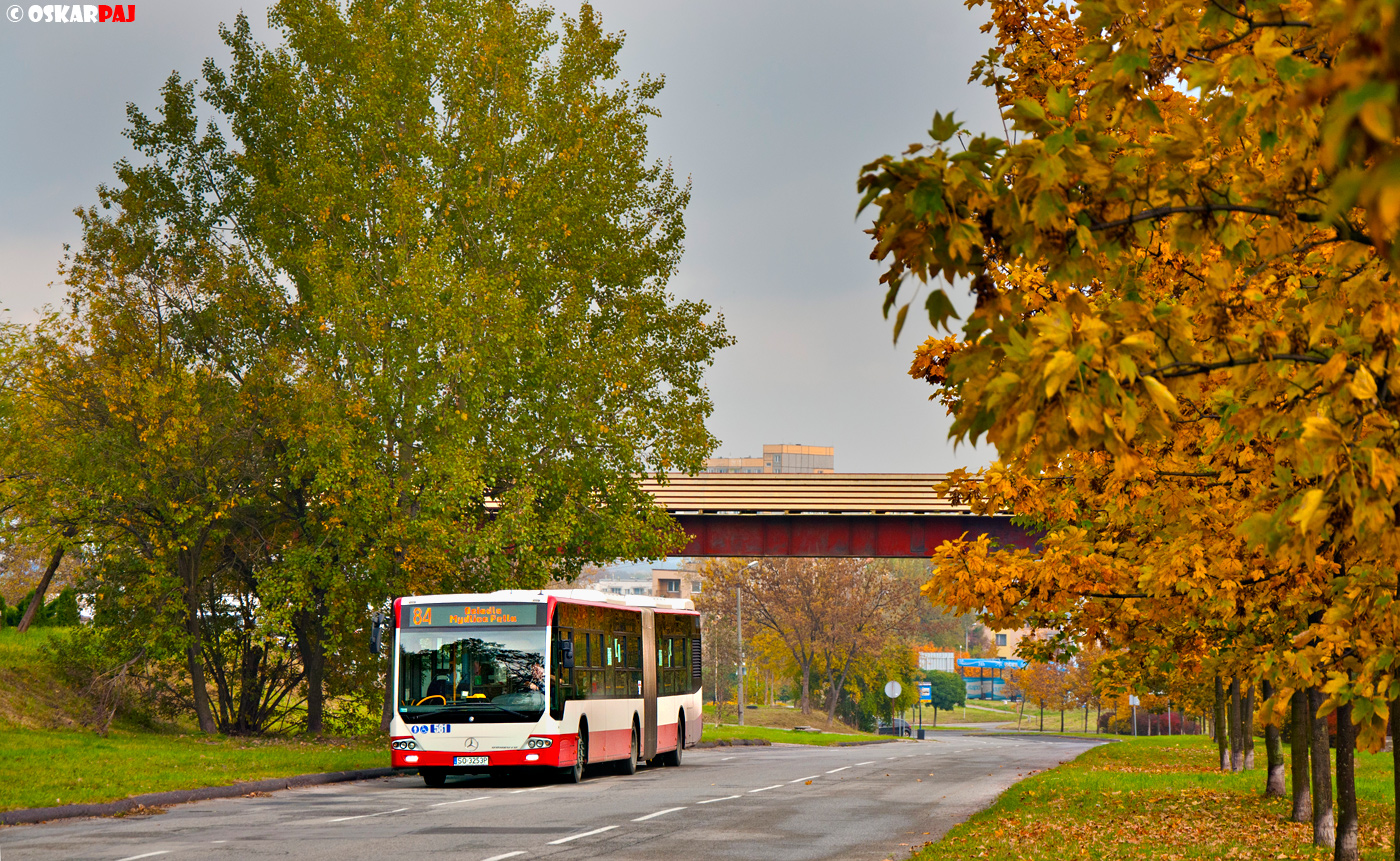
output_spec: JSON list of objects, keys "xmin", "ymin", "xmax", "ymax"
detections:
[
  {"xmin": 736, "ymin": 586, "xmax": 744, "ymax": 726},
  {"xmin": 738, "ymin": 561, "xmax": 758, "ymax": 727}
]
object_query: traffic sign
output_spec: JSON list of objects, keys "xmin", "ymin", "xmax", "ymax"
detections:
[
  {"xmin": 916, "ymin": 682, "xmax": 932, "ymax": 703},
  {"xmin": 884, "ymin": 680, "xmax": 902, "ymax": 699}
]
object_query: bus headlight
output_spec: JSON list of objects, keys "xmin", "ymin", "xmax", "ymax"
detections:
[
  {"xmin": 392, "ymin": 738, "xmax": 418, "ymax": 751},
  {"xmin": 524, "ymin": 737, "xmax": 553, "ymax": 749}
]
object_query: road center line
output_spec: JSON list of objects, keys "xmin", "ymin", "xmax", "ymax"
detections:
[
  {"xmin": 825, "ymin": 766, "xmax": 850, "ymax": 774},
  {"xmin": 748, "ymin": 784, "xmax": 784, "ymax": 793},
  {"xmin": 115, "ymin": 853, "xmax": 171, "ymax": 861},
  {"xmin": 632, "ymin": 806, "xmax": 687, "ymax": 822},
  {"xmin": 789, "ymin": 775, "xmax": 819, "ymax": 783},
  {"xmin": 547, "ymin": 825, "xmax": 619, "ymax": 845},
  {"xmin": 481, "ymin": 852, "xmax": 526, "ymax": 861},
  {"xmin": 855, "ymin": 761, "xmax": 876, "ymax": 766},
  {"xmin": 697, "ymin": 795, "xmax": 741, "ymax": 804},
  {"xmin": 329, "ymin": 807, "xmax": 408, "ymax": 822},
  {"xmin": 433, "ymin": 795, "xmax": 492, "ymax": 807}
]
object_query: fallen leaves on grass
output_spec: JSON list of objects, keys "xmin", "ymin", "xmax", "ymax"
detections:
[{"xmin": 909, "ymin": 739, "xmax": 1394, "ymax": 861}]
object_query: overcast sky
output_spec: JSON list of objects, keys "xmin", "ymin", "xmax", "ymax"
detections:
[{"xmin": 0, "ymin": 0, "xmax": 1002, "ymax": 473}]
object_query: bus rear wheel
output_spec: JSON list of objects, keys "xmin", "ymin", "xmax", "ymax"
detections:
[
  {"xmin": 659, "ymin": 715, "xmax": 684, "ymax": 767},
  {"xmin": 617, "ymin": 725, "xmax": 639, "ymax": 775},
  {"xmin": 421, "ymin": 767, "xmax": 447, "ymax": 788}
]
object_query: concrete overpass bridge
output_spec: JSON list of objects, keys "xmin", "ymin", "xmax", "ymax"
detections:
[{"xmin": 641, "ymin": 473, "xmax": 1036, "ymax": 558}]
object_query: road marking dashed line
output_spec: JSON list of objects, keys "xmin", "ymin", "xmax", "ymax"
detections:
[
  {"xmin": 329, "ymin": 807, "xmax": 408, "ymax": 822},
  {"xmin": 432, "ymin": 795, "xmax": 492, "ymax": 807},
  {"xmin": 789, "ymin": 775, "xmax": 819, "ymax": 783},
  {"xmin": 632, "ymin": 806, "xmax": 687, "ymax": 822},
  {"xmin": 547, "ymin": 825, "xmax": 619, "ymax": 845},
  {"xmin": 748, "ymin": 784, "xmax": 784, "ymax": 793},
  {"xmin": 697, "ymin": 795, "xmax": 741, "ymax": 804},
  {"xmin": 825, "ymin": 766, "xmax": 850, "ymax": 774},
  {"xmin": 480, "ymin": 852, "xmax": 526, "ymax": 861}
]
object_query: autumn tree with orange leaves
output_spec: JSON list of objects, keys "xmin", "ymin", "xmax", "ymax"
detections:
[{"xmin": 860, "ymin": 1, "xmax": 1400, "ymax": 858}]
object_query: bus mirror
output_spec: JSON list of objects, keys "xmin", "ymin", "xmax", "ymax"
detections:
[
  {"xmin": 559, "ymin": 640, "xmax": 575, "ymax": 669},
  {"xmin": 370, "ymin": 611, "xmax": 385, "ymax": 655}
]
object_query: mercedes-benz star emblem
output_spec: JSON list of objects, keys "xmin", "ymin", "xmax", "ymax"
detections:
[{"xmin": 463, "ymin": 737, "xmax": 478, "ymax": 751}]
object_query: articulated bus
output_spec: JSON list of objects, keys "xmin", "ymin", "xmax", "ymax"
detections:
[{"xmin": 389, "ymin": 590, "xmax": 703, "ymax": 786}]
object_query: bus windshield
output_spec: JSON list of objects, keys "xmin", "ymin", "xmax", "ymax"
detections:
[{"xmin": 398, "ymin": 627, "xmax": 547, "ymax": 723}]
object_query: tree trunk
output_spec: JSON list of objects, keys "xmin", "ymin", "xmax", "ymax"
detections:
[
  {"xmin": 799, "ymin": 659, "xmax": 812, "ymax": 714},
  {"xmin": 16, "ymin": 543, "xmax": 67, "ymax": 633},
  {"xmin": 1334, "ymin": 701, "xmax": 1358, "ymax": 861},
  {"xmin": 825, "ymin": 649, "xmax": 857, "ymax": 728},
  {"xmin": 1060, "ymin": 707, "xmax": 1064, "ymax": 733},
  {"xmin": 1292, "ymin": 689, "xmax": 1312, "ymax": 822},
  {"xmin": 180, "ymin": 550, "xmax": 217, "ymax": 734},
  {"xmin": 1215, "ymin": 674, "xmax": 1229, "ymax": 771},
  {"xmin": 1244, "ymin": 681, "xmax": 1256, "ymax": 770},
  {"xmin": 1229, "ymin": 676, "xmax": 1244, "ymax": 771},
  {"xmin": 294, "ymin": 607, "xmax": 328, "ymax": 736},
  {"xmin": 1039, "ymin": 699, "xmax": 1044, "ymax": 732},
  {"xmin": 1309, "ymin": 687, "xmax": 1336, "ymax": 848},
  {"xmin": 1390, "ymin": 694, "xmax": 1398, "ymax": 861},
  {"xmin": 1262, "ymin": 680, "xmax": 1285, "ymax": 797}
]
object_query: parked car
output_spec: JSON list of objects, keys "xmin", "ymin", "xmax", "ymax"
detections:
[{"xmin": 877, "ymin": 718, "xmax": 912, "ymax": 737}]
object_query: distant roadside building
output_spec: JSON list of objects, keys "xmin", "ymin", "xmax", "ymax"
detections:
[
  {"xmin": 572, "ymin": 565, "xmax": 653, "ymax": 597},
  {"xmin": 652, "ymin": 561, "xmax": 703, "ymax": 600},
  {"xmin": 703, "ymin": 443, "xmax": 834, "ymax": 474}
]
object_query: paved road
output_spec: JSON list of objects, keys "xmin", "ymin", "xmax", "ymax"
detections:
[{"xmin": 0, "ymin": 733, "xmax": 1100, "ymax": 861}]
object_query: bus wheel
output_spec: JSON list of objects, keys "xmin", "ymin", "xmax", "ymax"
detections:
[
  {"xmin": 660, "ymin": 715, "xmax": 684, "ymax": 767},
  {"xmin": 421, "ymin": 767, "xmax": 447, "ymax": 788},
  {"xmin": 617, "ymin": 725, "xmax": 639, "ymax": 775},
  {"xmin": 561, "ymin": 726, "xmax": 587, "ymax": 784}
]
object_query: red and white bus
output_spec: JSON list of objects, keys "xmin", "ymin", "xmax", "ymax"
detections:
[{"xmin": 388, "ymin": 590, "xmax": 703, "ymax": 786}]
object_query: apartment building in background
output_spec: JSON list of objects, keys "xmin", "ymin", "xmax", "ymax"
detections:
[
  {"xmin": 652, "ymin": 561, "xmax": 703, "ymax": 600},
  {"xmin": 703, "ymin": 443, "xmax": 834, "ymax": 474}
]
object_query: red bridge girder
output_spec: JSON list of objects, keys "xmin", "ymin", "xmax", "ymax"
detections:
[{"xmin": 671, "ymin": 513, "xmax": 1037, "ymax": 558}]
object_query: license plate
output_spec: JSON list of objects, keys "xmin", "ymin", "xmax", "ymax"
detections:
[{"xmin": 454, "ymin": 756, "xmax": 488, "ymax": 766}]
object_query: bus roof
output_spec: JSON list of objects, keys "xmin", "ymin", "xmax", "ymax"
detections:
[{"xmin": 399, "ymin": 589, "xmax": 696, "ymax": 613}]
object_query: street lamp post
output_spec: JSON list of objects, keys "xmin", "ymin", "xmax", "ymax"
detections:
[
  {"xmin": 738, "ymin": 561, "xmax": 759, "ymax": 727},
  {"xmin": 737, "ymin": 587, "xmax": 743, "ymax": 726}
]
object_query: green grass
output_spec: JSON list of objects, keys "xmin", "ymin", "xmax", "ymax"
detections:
[
  {"xmin": 0, "ymin": 730, "xmax": 388, "ymax": 812},
  {"xmin": 0, "ymin": 627, "xmax": 388, "ymax": 813},
  {"xmin": 910, "ymin": 735, "xmax": 1396, "ymax": 861},
  {"xmin": 701, "ymin": 722, "xmax": 897, "ymax": 746}
]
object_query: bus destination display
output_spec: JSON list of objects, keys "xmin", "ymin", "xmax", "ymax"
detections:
[{"xmin": 403, "ymin": 602, "xmax": 541, "ymax": 628}]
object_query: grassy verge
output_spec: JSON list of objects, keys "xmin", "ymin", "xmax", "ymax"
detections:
[
  {"xmin": 701, "ymin": 721, "xmax": 896, "ymax": 747},
  {"xmin": 910, "ymin": 735, "xmax": 1396, "ymax": 861},
  {"xmin": 0, "ymin": 731, "xmax": 387, "ymax": 812}
]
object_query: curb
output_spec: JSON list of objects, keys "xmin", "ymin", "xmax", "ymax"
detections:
[
  {"xmin": 0, "ymin": 767, "xmax": 397, "ymax": 827},
  {"xmin": 979, "ymin": 732, "xmax": 1118, "ymax": 742},
  {"xmin": 693, "ymin": 738, "xmax": 773, "ymax": 749},
  {"xmin": 832, "ymin": 739, "xmax": 902, "ymax": 747}
]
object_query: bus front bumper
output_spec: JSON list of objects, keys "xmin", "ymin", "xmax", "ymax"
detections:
[{"xmin": 392, "ymin": 734, "xmax": 577, "ymax": 769}]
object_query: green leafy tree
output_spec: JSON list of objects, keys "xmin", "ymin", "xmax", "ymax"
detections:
[
  {"xmin": 11, "ymin": 0, "xmax": 730, "ymax": 735},
  {"xmin": 923, "ymin": 669, "xmax": 965, "ymax": 712}
]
